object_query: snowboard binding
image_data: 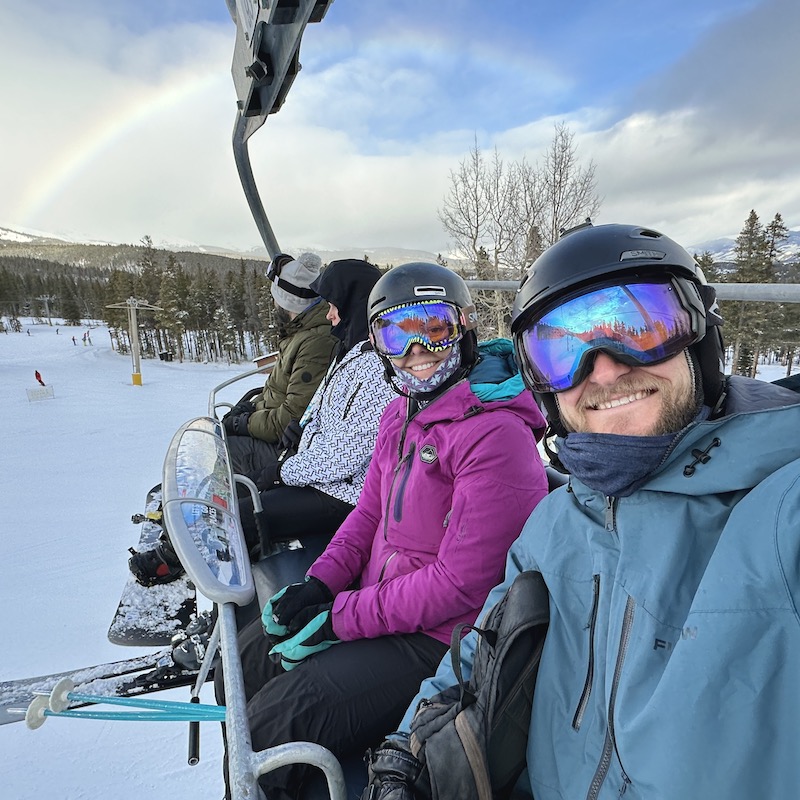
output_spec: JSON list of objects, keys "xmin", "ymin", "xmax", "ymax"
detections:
[
  {"xmin": 128, "ymin": 504, "xmax": 186, "ymax": 587},
  {"xmin": 170, "ymin": 611, "xmax": 216, "ymax": 671}
]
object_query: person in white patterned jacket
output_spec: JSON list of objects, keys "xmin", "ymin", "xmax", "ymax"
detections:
[{"xmin": 236, "ymin": 259, "xmax": 395, "ymax": 557}]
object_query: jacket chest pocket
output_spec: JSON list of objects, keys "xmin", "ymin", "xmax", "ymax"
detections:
[{"xmin": 342, "ymin": 381, "xmax": 363, "ymax": 419}]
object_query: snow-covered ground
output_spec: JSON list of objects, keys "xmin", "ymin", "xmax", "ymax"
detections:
[
  {"xmin": 0, "ymin": 322, "xmax": 252, "ymax": 799},
  {"xmin": 0, "ymin": 320, "xmax": 796, "ymax": 799}
]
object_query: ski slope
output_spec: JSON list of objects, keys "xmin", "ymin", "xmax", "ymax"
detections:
[{"xmin": 0, "ymin": 323, "xmax": 249, "ymax": 799}]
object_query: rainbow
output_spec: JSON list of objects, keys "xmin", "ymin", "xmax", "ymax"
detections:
[{"xmin": 17, "ymin": 67, "xmax": 227, "ymax": 227}]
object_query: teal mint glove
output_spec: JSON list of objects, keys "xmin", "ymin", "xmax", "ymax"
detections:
[
  {"xmin": 269, "ymin": 604, "xmax": 339, "ymax": 670},
  {"xmin": 261, "ymin": 582, "xmax": 295, "ymax": 639}
]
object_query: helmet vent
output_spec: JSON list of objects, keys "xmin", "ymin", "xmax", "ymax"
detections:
[
  {"xmin": 413, "ymin": 285, "xmax": 447, "ymax": 297},
  {"xmin": 635, "ymin": 228, "xmax": 661, "ymax": 239}
]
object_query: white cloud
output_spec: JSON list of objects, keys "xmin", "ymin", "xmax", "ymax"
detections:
[{"xmin": 2, "ymin": 1, "xmax": 799, "ymax": 258}]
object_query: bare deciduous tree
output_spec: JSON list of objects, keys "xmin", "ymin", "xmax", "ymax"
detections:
[{"xmin": 439, "ymin": 123, "xmax": 601, "ymax": 335}]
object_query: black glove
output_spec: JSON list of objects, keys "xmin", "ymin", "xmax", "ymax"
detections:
[
  {"xmin": 270, "ymin": 576, "xmax": 333, "ymax": 630},
  {"xmin": 255, "ymin": 460, "xmax": 284, "ymax": 492},
  {"xmin": 278, "ymin": 420, "xmax": 304, "ymax": 452},
  {"xmin": 361, "ymin": 736, "xmax": 429, "ymax": 800},
  {"xmin": 221, "ymin": 400, "xmax": 256, "ymax": 421},
  {"xmin": 284, "ymin": 602, "xmax": 333, "ymax": 635},
  {"xmin": 223, "ymin": 413, "xmax": 251, "ymax": 436}
]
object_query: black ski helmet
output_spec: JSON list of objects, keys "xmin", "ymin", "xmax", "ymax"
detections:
[
  {"xmin": 511, "ymin": 222, "xmax": 725, "ymax": 433},
  {"xmin": 367, "ymin": 262, "xmax": 480, "ymax": 392}
]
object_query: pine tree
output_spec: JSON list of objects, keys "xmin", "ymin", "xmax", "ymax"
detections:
[
  {"xmin": 104, "ymin": 269, "xmax": 137, "ymax": 353},
  {"xmin": 189, "ymin": 266, "xmax": 222, "ymax": 361},
  {"xmin": 134, "ymin": 236, "xmax": 163, "ymax": 356},
  {"xmin": 762, "ymin": 213, "xmax": 797, "ymax": 376},
  {"xmin": 157, "ymin": 254, "xmax": 190, "ymax": 361},
  {"xmin": 765, "ymin": 213, "xmax": 789, "ymax": 262},
  {"xmin": 694, "ymin": 251, "xmax": 721, "ymax": 283},
  {"xmin": 59, "ymin": 277, "xmax": 82, "ymax": 325},
  {"xmin": 224, "ymin": 265, "xmax": 247, "ymax": 359},
  {"xmin": 726, "ymin": 210, "xmax": 773, "ymax": 376}
]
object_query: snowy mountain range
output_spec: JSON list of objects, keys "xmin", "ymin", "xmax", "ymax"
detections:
[
  {"xmin": 2, "ymin": 224, "xmax": 800, "ymax": 267},
  {"xmin": 682, "ymin": 232, "xmax": 800, "ymax": 263},
  {"xmin": 0, "ymin": 225, "xmax": 440, "ymax": 268}
]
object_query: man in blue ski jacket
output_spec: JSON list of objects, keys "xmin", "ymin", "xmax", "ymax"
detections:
[{"xmin": 379, "ymin": 222, "xmax": 800, "ymax": 800}]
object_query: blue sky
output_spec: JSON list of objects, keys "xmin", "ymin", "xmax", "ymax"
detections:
[{"xmin": 1, "ymin": 0, "xmax": 797, "ymax": 257}]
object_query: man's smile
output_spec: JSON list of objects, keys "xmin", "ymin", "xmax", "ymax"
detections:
[{"xmin": 586, "ymin": 388, "xmax": 657, "ymax": 411}]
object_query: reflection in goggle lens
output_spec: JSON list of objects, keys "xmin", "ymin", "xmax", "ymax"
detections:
[
  {"xmin": 519, "ymin": 281, "xmax": 698, "ymax": 392},
  {"xmin": 371, "ymin": 301, "xmax": 462, "ymax": 357}
]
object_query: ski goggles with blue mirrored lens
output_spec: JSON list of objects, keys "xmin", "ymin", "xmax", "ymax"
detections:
[
  {"xmin": 516, "ymin": 279, "xmax": 703, "ymax": 392},
  {"xmin": 370, "ymin": 301, "xmax": 463, "ymax": 358}
]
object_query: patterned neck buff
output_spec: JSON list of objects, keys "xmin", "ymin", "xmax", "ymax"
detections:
[{"xmin": 392, "ymin": 342, "xmax": 462, "ymax": 396}]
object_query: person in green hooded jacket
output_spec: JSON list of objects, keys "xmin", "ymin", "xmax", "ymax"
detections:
[{"xmin": 223, "ymin": 252, "xmax": 339, "ymax": 480}]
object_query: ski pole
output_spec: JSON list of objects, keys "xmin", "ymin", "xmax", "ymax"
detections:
[
  {"xmin": 45, "ymin": 691, "xmax": 226, "ymax": 718},
  {"xmin": 45, "ymin": 677, "xmax": 225, "ymax": 718},
  {"xmin": 25, "ymin": 696, "xmax": 225, "ymax": 729}
]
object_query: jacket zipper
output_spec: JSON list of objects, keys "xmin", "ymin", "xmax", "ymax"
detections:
[
  {"xmin": 378, "ymin": 550, "xmax": 398, "ymax": 581},
  {"xmin": 383, "ymin": 410, "xmax": 414, "ymax": 541},
  {"xmin": 604, "ymin": 496, "xmax": 616, "ymax": 531},
  {"xmin": 572, "ymin": 574, "xmax": 600, "ymax": 730},
  {"xmin": 585, "ymin": 595, "xmax": 635, "ymax": 800},
  {"xmin": 392, "ymin": 442, "xmax": 416, "ymax": 521}
]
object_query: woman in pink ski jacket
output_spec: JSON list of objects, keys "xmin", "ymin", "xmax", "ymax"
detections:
[{"xmin": 228, "ymin": 262, "xmax": 548, "ymax": 800}]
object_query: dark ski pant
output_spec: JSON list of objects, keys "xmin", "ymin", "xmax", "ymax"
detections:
[
  {"xmin": 237, "ymin": 485, "xmax": 354, "ymax": 556},
  {"xmin": 226, "ymin": 436, "xmax": 282, "ymax": 484},
  {"xmin": 215, "ymin": 618, "xmax": 447, "ymax": 800}
]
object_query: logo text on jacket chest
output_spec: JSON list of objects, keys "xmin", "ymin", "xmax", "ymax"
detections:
[{"xmin": 653, "ymin": 627, "xmax": 698, "ymax": 650}]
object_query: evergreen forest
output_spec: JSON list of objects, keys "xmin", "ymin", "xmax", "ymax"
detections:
[
  {"xmin": 2, "ymin": 211, "xmax": 799, "ymax": 375},
  {"xmin": 0, "ymin": 237, "xmax": 285, "ymax": 364}
]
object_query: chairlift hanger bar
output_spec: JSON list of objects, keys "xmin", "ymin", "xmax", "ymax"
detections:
[{"xmin": 227, "ymin": 0, "xmax": 335, "ymax": 260}]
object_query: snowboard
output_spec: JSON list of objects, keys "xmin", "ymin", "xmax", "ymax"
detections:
[{"xmin": 108, "ymin": 486, "xmax": 196, "ymax": 646}]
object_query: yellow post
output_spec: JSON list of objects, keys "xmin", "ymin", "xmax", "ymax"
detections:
[{"xmin": 132, "ymin": 373, "xmax": 143, "ymax": 386}]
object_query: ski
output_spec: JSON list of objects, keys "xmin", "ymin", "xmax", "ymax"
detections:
[
  {"xmin": 1, "ymin": 649, "xmax": 168, "ymax": 726},
  {"xmin": 0, "ymin": 648, "xmax": 213, "ymax": 726}
]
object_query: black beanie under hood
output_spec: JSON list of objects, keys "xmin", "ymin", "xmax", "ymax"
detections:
[{"xmin": 309, "ymin": 259, "xmax": 383, "ymax": 352}]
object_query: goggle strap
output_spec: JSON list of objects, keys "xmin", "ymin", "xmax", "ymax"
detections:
[{"xmin": 270, "ymin": 274, "xmax": 318, "ymax": 299}]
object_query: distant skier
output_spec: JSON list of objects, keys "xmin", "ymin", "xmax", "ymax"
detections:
[
  {"xmin": 72, "ymin": 336, "xmax": 77, "ymax": 345},
  {"xmin": 34, "ymin": 371, "xmax": 45, "ymax": 387}
]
